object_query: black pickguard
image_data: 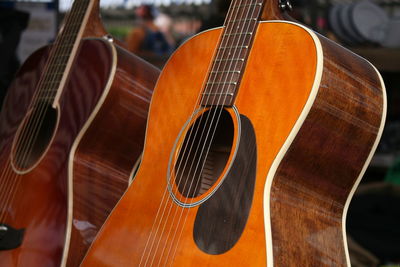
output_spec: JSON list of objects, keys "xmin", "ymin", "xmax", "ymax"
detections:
[{"xmin": 193, "ymin": 114, "xmax": 257, "ymax": 255}]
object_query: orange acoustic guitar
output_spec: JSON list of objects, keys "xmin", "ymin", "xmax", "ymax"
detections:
[
  {"xmin": 82, "ymin": 0, "xmax": 386, "ymax": 266},
  {"xmin": 0, "ymin": 0, "xmax": 158, "ymax": 266}
]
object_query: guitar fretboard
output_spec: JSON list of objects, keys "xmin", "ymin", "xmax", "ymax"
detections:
[
  {"xmin": 201, "ymin": 0, "xmax": 264, "ymax": 106},
  {"xmin": 36, "ymin": 0, "xmax": 91, "ymax": 102}
]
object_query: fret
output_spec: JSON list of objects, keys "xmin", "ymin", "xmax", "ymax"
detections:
[
  {"xmin": 214, "ymin": 58, "xmax": 245, "ymax": 63},
  {"xmin": 42, "ymin": 73, "xmax": 63, "ymax": 81},
  {"xmin": 54, "ymin": 44, "xmax": 74, "ymax": 50},
  {"xmin": 59, "ymin": 24, "xmax": 82, "ymax": 39},
  {"xmin": 36, "ymin": 96, "xmax": 57, "ymax": 103},
  {"xmin": 59, "ymin": 32, "xmax": 79, "ymax": 38},
  {"xmin": 219, "ymin": 38, "xmax": 253, "ymax": 50},
  {"xmin": 61, "ymin": 23, "xmax": 82, "ymax": 31},
  {"xmin": 224, "ymin": 32, "xmax": 254, "ymax": 37},
  {"xmin": 63, "ymin": 20, "xmax": 84, "ymax": 29},
  {"xmin": 202, "ymin": 0, "xmax": 263, "ymax": 107},
  {"xmin": 51, "ymin": 53, "xmax": 72, "ymax": 61},
  {"xmin": 210, "ymin": 70, "xmax": 241, "ymax": 74},
  {"xmin": 41, "ymin": 82, "xmax": 61, "ymax": 88},
  {"xmin": 55, "ymin": 43, "xmax": 76, "ymax": 50},
  {"xmin": 218, "ymin": 45, "xmax": 249, "ymax": 50},
  {"xmin": 228, "ymin": 18, "xmax": 257, "ymax": 24},
  {"xmin": 224, "ymin": 22, "xmax": 258, "ymax": 34},
  {"xmin": 29, "ymin": 0, "xmax": 92, "ymax": 105},
  {"xmin": 208, "ymin": 71, "xmax": 241, "ymax": 84},
  {"xmin": 47, "ymin": 61, "xmax": 70, "ymax": 70},
  {"xmin": 202, "ymin": 92, "xmax": 234, "ymax": 96},
  {"xmin": 206, "ymin": 82, "xmax": 237, "ymax": 86}
]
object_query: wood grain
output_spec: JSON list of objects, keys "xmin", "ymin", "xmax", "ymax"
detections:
[
  {"xmin": 66, "ymin": 42, "xmax": 158, "ymax": 267},
  {"xmin": 0, "ymin": 0, "xmax": 159, "ymax": 265},
  {"xmin": 0, "ymin": 39, "xmax": 109, "ymax": 267},
  {"xmin": 81, "ymin": 22, "xmax": 320, "ymax": 266},
  {"xmin": 261, "ymin": 0, "xmax": 286, "ymax": 20},
  {"xmin": 193, "ymin": 114, "xmax": 257, "ymax": 255},
  {"xmin": 269, "ymin": 34, "xmax": 385, "ymax": 266}
]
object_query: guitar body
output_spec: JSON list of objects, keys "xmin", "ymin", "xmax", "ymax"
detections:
[
  {"xmin": 0, "ymin": 37, "xmax": 157, "ymax": 266},
  {"xmin": 82, "ymin": 21, "xmax": 385, "ymax": 266},
  {"xmin": 65, "ymin": 40, "xmax": 158, "ymax": 266}
]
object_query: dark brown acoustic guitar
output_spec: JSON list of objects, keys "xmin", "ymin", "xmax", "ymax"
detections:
[
  {"xmin": 82, "ymin": 0, "xmax": 386, "ymax": 266},
  {"xmin": 0, "ymin": 0, "xmax": 158, "ymax": 266}
]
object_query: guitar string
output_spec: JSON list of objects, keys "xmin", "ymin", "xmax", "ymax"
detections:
[
  {"xmin": 0, "ymin": 10, "xmax": 74, "ymax": 220},
  {"xmin": 154, "ymin": 0, "xmax": 255, "ymax": 265},
  {"xmin": 142, "ymin": 1, "xmax": 264, "ymax": 260},
  {"xmin": 143, "ymin": 24, "xmax": 243, "ymax": 264},
  {"xmin": 12, "ymin": 0, "xmax": 90, "ymax": 174},
  {"xmin": 0, "ymin": 0, "xmax": 89, "ymax": 223},
  {"xmin": 9, "ymin": 5, "xmax": 85, "ymax": 174},
  {"xmin": 143, "ymin": 0, "xmax": 260, "ymax": 265},
  {"xmin": 168, "ymin": 0, "xmax": 366, "ymax": 261},
  {"xmin": 137, "ymin": 1, "xmax": 243, "ymax": 265},
  {"xmin": 137, "ymin": 52, "xmax": 219, "ymax": 266},
  {"xmin": 135, "ymin": 14, "xmax": 235, "ymax": 265},
  {"xmin": 0, "ymin": 1, "xmax": 82, "ymax": 222},
  {"xmin": 147, "ymin": 0, "xmax": 256, "ymax": 264},
  {"xmin": 166, "ymin": 1, "xmax": 262, "ymax": 265},
  {"xmin": 0, "ymin": 0, "xmax": 86, "ymax": 223},
  {"xmin": 1, "ymin": 0, "xmax": 90, "ymax": 220}
]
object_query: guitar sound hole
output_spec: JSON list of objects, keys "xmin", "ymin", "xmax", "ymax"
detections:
[
  {"xmin": 174, "ymin": 108, "xmax": 234, "ymax": 198},
  {"xmin": 13, "ymin": 102, "xmax": 58, "ymax": 171}
]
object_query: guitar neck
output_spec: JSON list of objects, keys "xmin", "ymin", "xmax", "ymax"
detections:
[
  {"xmin": 36, "ymin": 0, "xmax": 99, "ymax": 104},
  {"xmin": 201, "ymin": 0, "xmax": 264, "ymax": 107}
]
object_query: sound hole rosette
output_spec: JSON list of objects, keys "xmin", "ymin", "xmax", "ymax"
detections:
[
  {"xmin": 11, "ymin": 103, "xmax": 59, "ymax": 174},
  {"xmin": 167, "ymin": 107, "xmax": 241, "ymax": 208}
]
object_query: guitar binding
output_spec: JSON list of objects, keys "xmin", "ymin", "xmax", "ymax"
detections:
[
  {"xmin": 167, "ymin": 107, "xmax": 241, "ymax": 208},
  {"xmin": 11, "ymin": 102, "xmax": 59, "ymax": 174}
]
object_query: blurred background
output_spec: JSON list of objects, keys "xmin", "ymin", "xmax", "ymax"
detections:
[{"xmin": 0, "ymin": 0, "xmax": 399, "ymax": 265}]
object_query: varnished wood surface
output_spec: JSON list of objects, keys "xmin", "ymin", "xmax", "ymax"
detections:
[
  {"xmin": 0, "ymin": 0, "xmax": 159, "ymax": 265},
  {"xmin": 270, "ymin": 34, "xmax": 385, "ymax": 266},
  {"xmin": 82, "ymin": 0, "xmax": 107, "ymax": 38},
  {"xmin": 0, "ymin": 39, "xmax": 110, "ymax": 266},
  {"xmin": 193, "ymin": 114, "xmax": 257, "ymax": 255},
  {"xmin": 261, "ymin": 0, "xmax": 286, "ymax": 20},
  {"xmin": 67, "ymin": 42, "xmax": 158, "ymax": 267},
  {"xmin": 81, "ymin": 22, "xmax": 319, "ymax": 266}
]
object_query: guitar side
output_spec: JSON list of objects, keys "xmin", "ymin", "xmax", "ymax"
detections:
[
  {"xmin": 267, "ymin": 30, "xmax": 386, "ymax": 266},
  {"xmin": 82, "ymin": 21, "xmax": 385, "ymax": 266},
  {"xmin": 64, "ymin": 42, "xmax": 158, "ymax": 267}
]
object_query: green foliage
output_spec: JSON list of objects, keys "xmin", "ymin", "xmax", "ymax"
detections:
[{"xmin": 106, "ymin": 26, "xmax": 132, "ymax": 40}]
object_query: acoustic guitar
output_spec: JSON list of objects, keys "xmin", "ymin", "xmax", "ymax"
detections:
[
  {"xmin": 0, "ymin": 0, "xmax": 158, "ymax": 266},
  {"xmin": 82, "ymin": 0, "xmax": 386, "ymax": 266}
]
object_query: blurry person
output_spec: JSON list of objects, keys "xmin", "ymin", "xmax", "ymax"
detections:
[
  {"xmin": 126, "ymin": 5, "xmax": 172, "ymax": 60},
  {"xmin": 154, "ymin": 13, "xmax": 176, "ymax": 51}
]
